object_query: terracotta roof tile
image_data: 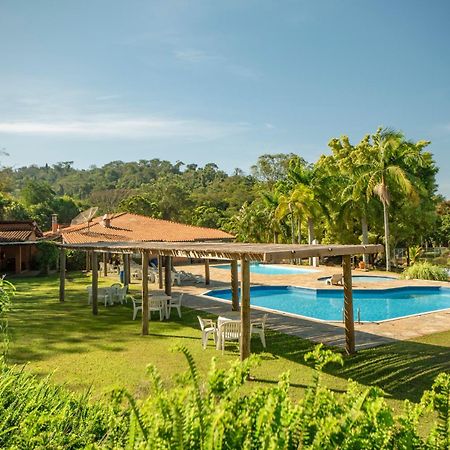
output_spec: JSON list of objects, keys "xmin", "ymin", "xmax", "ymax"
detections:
[
  {"xmin": 58, "ymin": 213, "xmax": 233, "ymax": 244},
  {"xmin": 0, "ymin": 221, "xmax": 43, "ymax": 242}
]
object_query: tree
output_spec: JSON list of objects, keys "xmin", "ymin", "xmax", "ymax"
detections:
[{"xmin": 359, "ymin": 128, "xmax": 430, "ymax": 271}]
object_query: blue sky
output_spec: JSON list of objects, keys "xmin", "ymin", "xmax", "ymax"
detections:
[{"xmin": 1, "ymin": 0, "xmax": 449, "ymax": 196}]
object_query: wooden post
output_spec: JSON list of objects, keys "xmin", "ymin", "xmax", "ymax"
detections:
[
  {"xmin": 231, "ymin": 259, "xmax": 239, "ymax": 311},
  {"xmin": 103, "ymin": 253, "xmax": 108, "ymax": 277},
  {"xmin": 86, "ymin": 251, "xmax": 91, "ymax": 271},
  {"xmin": 164, "ymin": 256, "xmax": 172, "ymax": 296},
  {"xmin": 59, "ymin": 247, "xmax": 66, "ymax": 302},
  {"xmin": 204, "ymin": 259, "xmax": 210, "ymax": 285},
  {"xmin": 142, "ymin": 251, "xmax": 149, "ymax": 335},
  {"xmin": 240, "ymin": 257, "xmax": 251, "ymax": 361},
  {"xmin": 123, "ymin": 254, "xmax": 129, "ymax": 286},
  {"xmin": 158, "ymin": 255, "xmax": 163, "ymax": 289},
  {"xmin": 343, "ymin": 255, "xmax": 356, "ymax": 354},
  {"xmin": 92, "ymin": 252, "xmax": 98, "ymax": 316}
]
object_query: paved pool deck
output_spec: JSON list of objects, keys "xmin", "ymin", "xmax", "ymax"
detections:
[{"xmin": 147, "ymin": 262, "xmax": 450, "ymax": 350}]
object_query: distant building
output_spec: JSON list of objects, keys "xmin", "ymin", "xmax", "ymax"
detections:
[
  {"xmin": 0, "ymin": 221, "xmax": 43, "ymax": 274},
  {"xmin": 44, "ymin": 212, "xmax": 234, "ymax": 244}
]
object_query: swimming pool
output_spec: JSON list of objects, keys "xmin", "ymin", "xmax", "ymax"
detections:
[
  {"xmin": 212, "ymin": 263, "xmax": 318, "ymax": 275},
  {"xmin": 319, "ymin": 275, "xmax": 397, "ymax": 283},
  {"xmin": 205, "ymin": 285, "xmax": 450, "ymax": 322}
]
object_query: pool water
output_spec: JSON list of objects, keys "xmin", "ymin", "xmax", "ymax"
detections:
[
  {"xmin": 212, "ymin": 263, "xmax": 317, "ymax": 275},
  {"xmin": 319, "ymin": 275, "xmax": 397, "ymax": 283},
  {"xmin": 206, "ymin": 286, "xmax": 450, "ymax": 322}
]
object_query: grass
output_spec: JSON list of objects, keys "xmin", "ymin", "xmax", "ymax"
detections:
[{"xmin": 6, "ymin": 272, "xmax": 450, "ymax": 410}]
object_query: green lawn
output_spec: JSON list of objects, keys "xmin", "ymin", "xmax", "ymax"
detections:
[{"xmin": 6, "ymin": 273, "xmax": 450, "ymax": 410}]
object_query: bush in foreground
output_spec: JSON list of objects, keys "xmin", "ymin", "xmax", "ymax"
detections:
[
  {"xmin": 1, "ymin": 346, "xmax": 448, "ymax": 449},
  {"xmin": 401, "ymin": 261, "xmax": 449, "ymax": 281}
]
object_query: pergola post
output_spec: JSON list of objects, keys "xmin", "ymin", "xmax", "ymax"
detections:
[
  {"xmin": 142, "ymin": 251, "xmax": 149, "ymax": 335},
  {"xmin": 204, "ymin": 259, "xmax": 210, "ymax": 285},
  {"xmin": 158, "ymin": 255, "xmax": 163, "ymax": 289},
  {"xmin": 342, "ymin": 255, "xmax": 356, "ymax": 354},
  {"xmin": 59, "ymin": 247, "xmax": 66, "ymax": 302},
  {"xmin": 231, "ymin": 259, "xmax": 239, "ymax": 311},
  {"xmin": 123, "ymin": 254, "xmax": 129, "ymax": 286},
  {"xmin": 240, "ymin": 257, "xmax": 251, "ymax": 361},
  {"xmin": 86, "ymin": 251, "xmax": 91, "ymax": 271},
  {"xmin": 92, "ymin": 252, "xmax": 98, "ymax": 316},
  {"xmin": 164, "ymin": 256, "xmax": 172, "ymax": 296},
  {"xmin": 103, "ymin": 253, "xmax": 108, "ymax": 277}
]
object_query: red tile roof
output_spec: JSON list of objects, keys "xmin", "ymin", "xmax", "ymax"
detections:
[
  {"xmin": 55, "ymin": 213, "xmax": 234, "ymax": 244},
  {"xmin": 0, "ymin": 221, "xmax": 43, "ymax": 242}
]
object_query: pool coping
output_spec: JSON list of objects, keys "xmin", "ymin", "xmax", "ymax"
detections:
[
  {"xmin": 211, "ymin": 262, "xmax": 321, "ymax": 274},
  {"xmin": 201, "ymin": 284, "xmax": 450, "ymax": 324}
]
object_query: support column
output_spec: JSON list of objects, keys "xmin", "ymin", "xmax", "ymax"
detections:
[
  {"xmin": 204, "ymin": 259, "xmax": 210, "ymax": 285},
  {"xmin": 142, "ymin": 251, "xmax": 149, "ymax": 335},
  {"xmin": 231, "ymin": 259, "xmax": 239, "ymax": 311},
  {"xmin": 15, "ymin": 246, "xmax": 22, "ymax": 274},
  {"xmin": 103, "ymin": 253, "xmax": 108, "ymax": 277},
  {"xmin": 59, "ymin": 247, "xmax": 66, "ymax": 302},
  {"xmin": 343, "ymin": 255, "xmax": 355, "ymax": 354},
  {"xmin": 123, "ymin": 254, "xmax": 129, "ymax": 286},
  {"xmin": 86, "ymin": 251, "xmax": 91, "ymax": 271},
  {"xmin": 92, "ymin": 252, "xmax": 98, "ymax": 316},
  {"xmin": 164, "ymin": 256, "xmax": 172, "ymax": 296},
  {"xmin": 240, "ymin": 257, "xmax": 251, "ymax": 361},
  {"xmin": 158, "ymin": 255, "xmax": 163, "ymax": 289}
]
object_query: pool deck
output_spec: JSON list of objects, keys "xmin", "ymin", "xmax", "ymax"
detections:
[{"xmin": 163, "ymin": 263, "xmax": 450, "ymax": 350}]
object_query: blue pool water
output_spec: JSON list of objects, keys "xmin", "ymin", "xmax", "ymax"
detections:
[
  {"xmin": 206, "ymin": 286, "xmax": 450, "ymax": 322},
  {"xmin": 212, "ymin": 263, "xmax": 317, "ymax": 275},
  {"xmin": 319, "ymin": 275, "xmax": 397, "ymax": 283}
]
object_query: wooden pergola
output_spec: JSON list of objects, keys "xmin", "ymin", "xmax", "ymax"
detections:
[{"xmin": 58, "ymin": 242, "xmax": 384, "ymax": 358}]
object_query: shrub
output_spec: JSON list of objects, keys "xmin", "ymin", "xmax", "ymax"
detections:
[{"xmin": 401, "ymin": 261, "xmax": 449, "ymax": 281}]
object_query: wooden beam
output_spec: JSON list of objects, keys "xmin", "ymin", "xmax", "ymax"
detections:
[
  {"xmin": 103, "ymin": 252, "xmax": 108, "ymax": 277},
  {"xmin": 240, "ymin": 257, "xmax": 251, "ymax": 361},
  {"xmin": 342, "ymin": 255, "xmax": 356, "ymax": 354},
  {"xmin": 92, "ymin": 252, "xmax": 98, "ymax": 316},
  {"xmin": 164, "ymin": 256, "xmax": 172, "ymax": 296},
  {"xmin": 158, "ymin": 255, "xmax": 163, "ymax": 289},
  {"xmin": 142, "ymin": 251, "xmax": 149, "ymax": 335},
  {"xmin": 59, "ymin": 247, "xmax": 66, "ymax": 302},
  {"xmin": 204, "ymin": 258, "xmax": 210, "ymax": 285},
  {"xmin": 86, "ymin": 251, "xmax": 91, "ymax": 271},
  {"xmin": 231, "ymin": 259, "xmax": 239, "ymax": 311}
]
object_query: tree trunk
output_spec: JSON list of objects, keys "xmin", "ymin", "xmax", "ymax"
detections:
[
  {"xmin": 361, "ymin": 214, "xmax": 369, "ymax": 266},
  {"xmin": 307, "ymin": 218, "xmax": 315, "ymax": 244},
  {"xmin": 297, "ymin": 215, "xmax": 302, "ymax": 244},
  {"xmin": 383, "ymin": 201, "xmax": 391, "ymax": 271},
  {"xmin": 289, "ymin": 204, "xmax": 295, "ymax": 245}
]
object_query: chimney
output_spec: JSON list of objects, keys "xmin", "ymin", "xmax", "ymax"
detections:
[
  {"xmin": 101, "ymin": 214, "xmax": 111, "ymax": 228},
  {"xmin": 51, "ymin": 214, "xmax": 58, "ymax": 233}
]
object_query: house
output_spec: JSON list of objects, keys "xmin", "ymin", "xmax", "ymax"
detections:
[
  {"xmin": 0, "ymin": 221, "xmax": 43, "ymax": 274},
  {"xmin": 45, "ymin": 212, "xmax": 234, "ymax": 244}
]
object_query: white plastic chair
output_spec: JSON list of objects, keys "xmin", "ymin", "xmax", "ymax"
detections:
[
  {"xmin": 197, "ymin": 316, "xmax": 217, "ymax": 349},
  {"xmin": 250, "ymin": 314, "xmax": 268, "ymax": 348},
  {"xmin": 87, "ymin": 286, "xmax": 112, "ymax": 306},
  {"xmin": 110, "ymin": 284, "xmax": 128, "ymax": 304},
  {"xmin": 167, "ymin": 293, "xmax": 183, "ymax": 319},
  {"xmin": 149, "ymin": 298, "xmax": 165, "ymax": 321},
  {"xmin": 218, "ymin": 320, "xmax": 241, "ymax": 353},
  {"xmin": 130, "ymin": 296, "xmax": 142, "ymax": 320}
]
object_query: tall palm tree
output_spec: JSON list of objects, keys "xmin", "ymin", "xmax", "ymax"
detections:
[{"xmin": 360, "ymin": 128, "xmax": 424, "ymax": 271}]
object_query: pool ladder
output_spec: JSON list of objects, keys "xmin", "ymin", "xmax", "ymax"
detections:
[{"xmin": 341, "ymin": 307, "xmax": 362, "ymax": 324}]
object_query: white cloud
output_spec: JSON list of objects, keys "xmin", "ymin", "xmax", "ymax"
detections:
[
  {"xmin": 174, "ymin": 49, "xmax": 217, "ymax": 63},
  {"xmin": 0, "ymin": 115, "xmax": 247, "ymax": 141}
]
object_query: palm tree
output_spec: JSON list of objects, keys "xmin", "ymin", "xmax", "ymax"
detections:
[{"xmin": 360, "ymin": 128, "xmax": 424, "ymax": 271}]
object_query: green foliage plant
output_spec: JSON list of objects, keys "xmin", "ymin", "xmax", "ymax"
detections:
[
  {"xmin": 35, "ymin": 241, "xmax": 59, "ymax": 274},
  {"xmin": 401, "ymin": 261, "xmax": 449, "ymax": 281},
  {"xmin": 0, "ymin": 277, "xmax": 14, "ymax": 361}
]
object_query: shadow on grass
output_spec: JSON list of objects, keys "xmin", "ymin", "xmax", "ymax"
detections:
[{"xmin": 8, "ymin": 273, "xmax": 450, "ymax": 404}]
